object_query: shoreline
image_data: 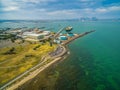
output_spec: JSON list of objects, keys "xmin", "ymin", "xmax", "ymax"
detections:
[
  {"xmin": 1, "ymin": 45, "xmax": 68, "ymax": 90},
  {"xmin": 0, "ymin": 30, "xmax": 95, "ymax": 90}
]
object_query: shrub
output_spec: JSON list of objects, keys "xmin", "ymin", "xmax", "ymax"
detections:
[
  {"xmin": 3, "ymin": 47, "xmax": 16, "ymax": 55},
  {"xmin": 33, "ymin": 45, "xmax": 41, "ymax": 50},
  {"xmin": 25, "ymin": 54, "xmax": 34, "ymax": 57}
]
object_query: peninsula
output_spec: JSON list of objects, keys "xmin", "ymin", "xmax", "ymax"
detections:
[{"xmin": 0, "ymin": 26, "xmax": 95, "ymax": 90}]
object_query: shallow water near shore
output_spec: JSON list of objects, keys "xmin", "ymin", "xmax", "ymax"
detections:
[{"xmin": 1, "ymin": 20, "xmax": 120, "ymax": 90}]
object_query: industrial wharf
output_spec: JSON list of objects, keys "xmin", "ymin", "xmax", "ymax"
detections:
[
  {"xmin": 0, "ymin": 27, "xmax": 95, "ymax": 90},
  {"xmin": 62, "ymin": 30, "xmax": 95, "ymax": 45}
]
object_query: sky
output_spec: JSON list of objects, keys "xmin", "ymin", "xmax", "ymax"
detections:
[{"xmin": 0, "ymin": 0, "xmax": 120, "ymax": 20}]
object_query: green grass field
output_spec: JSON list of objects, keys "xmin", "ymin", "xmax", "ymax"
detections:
[{"xmin": 0, "ymin": 42, "xmax": 56, "ymax": 86}]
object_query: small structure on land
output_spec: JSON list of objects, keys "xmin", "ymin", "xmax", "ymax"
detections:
[
  {"xmin": 59, "ymin": 36, "xmax": 68, "ymax": 40},
  {"xmin": 21, "ymin": 30, "xmax": 50, "ymax": 41}
]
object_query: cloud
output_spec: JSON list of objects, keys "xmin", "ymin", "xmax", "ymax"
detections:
[
  {"xmin": 3, "ymin": 6, "xmax": 19, "ymax": 11},
  {"xmin": 48, "ymin": 10, "xmax": 75, "ymax": 15},
  {"xmin": 1, "ymin": 0, "xmax": 19, "ymax": 6},
  {"xmin": 46, "ymin": 5, "xmax": 120, "ymax": 19},
  {"xmin": 22, "ymin": 0, "xmax": 56, "ymax": 3},
  {"xmin": 80, "ymin": 0, "xmax": 94, "ymax": 2},
  {"xmin": 0, "ymin": 0, "xmax": 120, "ymax": 19},
  {"xmin": 95, "ymin": 8, "xmax": 107, "ymax": 13},
  {"xmin": 108, "ymin": 6, "xmax": 120, "ymax": 11},
  {"xmin": 95, "ymin": 6, "xmax": 120, "ymax": 13},
  {"xmin": 1, "ymin": 0, "xmax": 20, "ymax": 11}
]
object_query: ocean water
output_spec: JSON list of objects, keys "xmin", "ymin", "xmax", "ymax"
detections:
[
  {"xmin": 0, "ymin": 20, "xmax": 120, "ymax": 90},
  {"xmin": 53, "ymin": 21, "xmax": 120, "ymax": 90}
]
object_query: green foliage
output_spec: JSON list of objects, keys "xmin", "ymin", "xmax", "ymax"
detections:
[
  {"xmin": 11, "ymin": 37, "xmax": 15, "ymax": 43},
  {"xmin": 0, "ymin": 43, "xmax": 56, "ymax": 86},
  {"xmin": 0, "ymin": 34, "xmax": 16, "ymax": 40},
  {"xmin": 28, "ymin": 41, "xmax": 32, "ymax": 44},
  {"xmin": 20, "ymin": 39, "xmax": 25, "ymax": 43},
  {"xmin": 3, "ymin": 47, "xmax": 16, "ymax": 55},
  {"xmin": 33, "ymin": 45, "xmax": 41, "ymax": 50},
  {"xmin": 25, "ymin": 54, "xmax": 34, "ymax": 57}
]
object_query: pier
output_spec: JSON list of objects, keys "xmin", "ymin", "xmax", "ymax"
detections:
[{"xmin": 62, "ymin": 30, "xmax": 95, "ymax": 45}]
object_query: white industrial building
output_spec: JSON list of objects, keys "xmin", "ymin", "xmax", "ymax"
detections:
[{"xmin": 22, "ymin": 31, "xmax": 50, "ymax": 41}]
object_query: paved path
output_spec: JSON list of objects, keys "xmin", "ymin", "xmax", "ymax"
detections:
[
  {"xmin": 0, "ymin": 46, "xmax": 67, "ymax": 90},
  {"xmin": 7, "ymin": 57, "xmax": 62, "ymax": 90},
  {"xmin": 49, "ymin": 45, "xmax": 66, "ymax": 57},
  {"xmin": 0, "ymin": 56, "xmax": 47, "ymax": 90}
]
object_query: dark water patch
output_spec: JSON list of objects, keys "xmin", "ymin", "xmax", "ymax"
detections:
[{"xmin": 54, "ymin": 46, "xmax": 97, "ymax": 90}]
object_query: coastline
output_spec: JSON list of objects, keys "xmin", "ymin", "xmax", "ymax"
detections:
[
  {"xmin": 0, "ymin": 30, "xmax": 95, "ymax": 90},
  {"xmin": 3, "ymin": 45, "xmax": 68, "ymax": 90}
]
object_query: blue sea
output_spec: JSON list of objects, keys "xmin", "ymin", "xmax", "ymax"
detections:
[{"xmin": 0, "ymin": 20, "xmax": 120, "ymax": 90}]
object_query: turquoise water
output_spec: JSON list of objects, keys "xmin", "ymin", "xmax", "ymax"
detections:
[
  {"xmin": 0, "ymin": 21, "xmax": 120, "ymax": 90},
  {"xmin": 53, "ymin": 21, "xmax": 120, "ymax": 90}
]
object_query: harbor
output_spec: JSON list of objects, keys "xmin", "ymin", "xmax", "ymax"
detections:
[{"xmin": 0, "ymin": 26, "xmax": 95, "ymax": 90}]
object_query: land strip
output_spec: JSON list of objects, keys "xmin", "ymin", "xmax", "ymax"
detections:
[{"xmin": 0, "ymin": 46, "xmax": 67, "ymax": 90}]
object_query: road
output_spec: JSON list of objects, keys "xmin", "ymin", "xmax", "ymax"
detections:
[
  {"xmin": 0, "ymin": 55, "xmax": 47, "ymax": 90},
  {"xmin": 0, "ymin": 46, "xmax": 67, "ymax": 90},
  {"xmin": 49, "ymin": 45, "xmax": 66, "ymax": 57}
]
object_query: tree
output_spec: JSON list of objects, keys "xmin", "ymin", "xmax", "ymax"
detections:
[
  {"xmin": 4, "ymin": 47, "xmax": 16, "ymax": 54},
  {"xmin": 49, "ymin": 40, "xmax": 52, "ymax": 47},
  {"xmin": 11, "ymin": 37, "xmax": 15, "ymax": 43}
]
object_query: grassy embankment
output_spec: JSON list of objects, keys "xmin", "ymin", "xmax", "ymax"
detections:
[{"xmin": 0, "ymin": 42, "xmax": 56, "ymax": 86}]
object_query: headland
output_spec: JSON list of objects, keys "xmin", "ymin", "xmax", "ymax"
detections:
[{"xmin": 0, "ymin": 26, "xmax": 95, "ymax": 90}]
